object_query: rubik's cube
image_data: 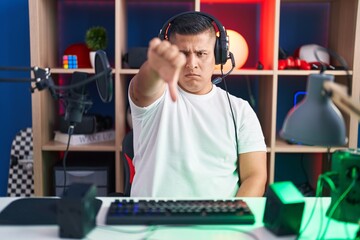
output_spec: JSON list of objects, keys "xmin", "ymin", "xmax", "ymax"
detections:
[{"xmin": 63, "ymin": 55, "xmax": 78, "ymax": 69}]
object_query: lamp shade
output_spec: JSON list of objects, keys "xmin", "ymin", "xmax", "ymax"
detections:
[{"xmin": 280, "ymin": 74, "xmax": 347, "ymax": 147}]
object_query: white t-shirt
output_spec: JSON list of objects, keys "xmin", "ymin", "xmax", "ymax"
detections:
[{"xmin": 129, "ymin": 85, "xmax": 266, "ymax": 198}]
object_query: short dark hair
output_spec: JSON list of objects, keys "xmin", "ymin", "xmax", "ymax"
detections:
[{"xmin": 167, "ymin": 13, "xmax": 215, "ymax": 40}]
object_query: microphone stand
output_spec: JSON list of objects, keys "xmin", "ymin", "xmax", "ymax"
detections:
[
  {"xmin": 1, "ymin": 50, "xmax": 113, "ymax": 196},
  {"xmin": 0, "ymin": 67, "xmax": 52, "ymax": 93},
  {"xmin": 0, "ymin": 65, "xmax": 110, "ymax": 100}
]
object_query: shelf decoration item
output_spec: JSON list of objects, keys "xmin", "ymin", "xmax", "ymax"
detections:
[
  {"xmin": 64, "ymin": 43, "xmax": 91, "ymax": 68},
  {"xmin": 215, "ymin": 29, "xmax": 248, "ymax": 71},
  {"xmin": 85, "ymin": 26, "xmax": 107, "ymax": 68},
  {"xmin": 63, "ymin": 55, "xmax": 78, "ymax": 69},
  {"xmin": 54, "ymin": 129, "xmax": 115, "ymax": 145}
]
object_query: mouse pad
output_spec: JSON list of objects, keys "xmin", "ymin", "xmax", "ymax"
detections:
[{"xmin": 0, "ymin": 198, "xmax": 102, "ymax": 225}]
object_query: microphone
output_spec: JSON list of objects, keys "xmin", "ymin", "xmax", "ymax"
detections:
[
  {"xmin": 212, "ymin": 76, "xmax": 223, "ymax": 85},
  {"xmin": 212, "ymin": 52, "xmax": 236, "ymax": 85},
  {"xmin": 64, "ymin": 71, "xmax": 93, "ymax": 126},
  {"xmin": 94, "ymin": 50, "xmax": 113, "ymax": 103}
]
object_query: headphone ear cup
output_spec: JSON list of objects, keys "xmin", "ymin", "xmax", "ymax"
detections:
[
  {"xmin": 214, "ymin": 37, "xmax": 221, "ymax": 65},
  {"xmin": 215, "ymin": 36, "xmax": 229, "ymax": 65}
]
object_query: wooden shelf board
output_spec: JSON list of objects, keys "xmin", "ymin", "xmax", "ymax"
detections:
[
  {"xmin": 120, "ymin": 68, "xmax": 274, "ymax": 75},
  {"xmin": 120, "ymin": 69, "xmax": 139, "ymax": 74},
  {"xmin": 274, "ymin": 139, "xmax": 348, "ymax": 153},
  {"xmin": 51, "ymin": 68, "xmax": 115, "ymax": 74},
  {"xmin": 120, "ymin": 69, "xmax": 352, "ymax": 76},
  {"xmin": 42, "ymin": 140, "xmax": 117, "ymax": 151},
  {"xmin": 277, "ymin": 70, "xmax": 353, "ymax": 76}
]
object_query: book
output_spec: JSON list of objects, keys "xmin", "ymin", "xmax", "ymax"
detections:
[{"xmin": 54, "ymin": 130, "xmax": 115, "ymax": 145}]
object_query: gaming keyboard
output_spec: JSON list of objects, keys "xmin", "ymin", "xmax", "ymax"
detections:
[{"xmin": 105, "ymin": 199, "xmax": 255, "ymax": 225}]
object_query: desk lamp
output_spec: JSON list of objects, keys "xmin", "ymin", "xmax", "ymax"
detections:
[
  {"xmin": 280, "ymin": 73, "xmax": 348, "ymax": 146},
  {"xmin": 280, "ymin": 47, "xmax": 360, "ymax": 224}
]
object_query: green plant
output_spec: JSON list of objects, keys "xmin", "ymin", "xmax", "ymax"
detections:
[{"xmin": 85, "ymin": 26, "xmax": 107, "ymax": 51}]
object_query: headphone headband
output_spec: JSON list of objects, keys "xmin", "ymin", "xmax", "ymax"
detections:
[{"xmin": 158, "ymin": 11, "xmax": 229, "ymax": 65}]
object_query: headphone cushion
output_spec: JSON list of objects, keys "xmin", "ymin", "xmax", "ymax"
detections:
[
  {"xmin": 215, "ymin": 36, "xmax": 228, "ymax": 65},
  {"xmin": 214, "ymin": 37, "xmax": 221, "ymax": 65}
]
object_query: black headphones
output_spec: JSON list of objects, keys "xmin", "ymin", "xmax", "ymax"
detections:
[{"xmin": 158, "ymin": 11, "xmax": 229, "ymax": 66}]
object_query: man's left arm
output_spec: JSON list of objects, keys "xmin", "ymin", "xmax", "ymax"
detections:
[{"xmin": 236, "ymin": 151, "xmax": 267, "ymax": 197}]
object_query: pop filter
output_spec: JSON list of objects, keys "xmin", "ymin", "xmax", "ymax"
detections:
[{"xmin": 95, "ymin": 50, "xmax": 113, "ymax": 103}]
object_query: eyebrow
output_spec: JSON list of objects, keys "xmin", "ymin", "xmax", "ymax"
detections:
[{"xmin": 180, "ymin": 49, "xmax": 208, "ymax": 54}]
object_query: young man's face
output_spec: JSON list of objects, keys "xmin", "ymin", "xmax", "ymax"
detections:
[{"xmin": 170, "ymin": 29, "xmax": 216, "ymax": 95}]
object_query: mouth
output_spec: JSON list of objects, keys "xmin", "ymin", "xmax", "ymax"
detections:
[{"xmin": 185, "ymin": 73, "xmax": 200, "ymax": 78}]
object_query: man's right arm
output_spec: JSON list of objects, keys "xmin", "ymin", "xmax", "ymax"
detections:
[
  {"xmin": 129, "ymin": 38, "xmax": 186, "ymax": 107},
  {"xmin": 130, "ymin": 60, "xmax": 166, "ymax": 107}
]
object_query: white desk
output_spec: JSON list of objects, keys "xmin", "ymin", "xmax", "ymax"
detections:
[{"xmin": 0, "ymin": 197, "xmax": 358, "ymax": 239}]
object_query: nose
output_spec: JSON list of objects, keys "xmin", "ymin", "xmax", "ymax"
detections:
[{"xmin": 185, "ymin": 54, "xmax": 198, "ymax": 69}]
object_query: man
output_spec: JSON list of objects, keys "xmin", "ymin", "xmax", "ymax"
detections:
[{"xmin": 128, "ymin": 12, "xmax": 267, "ymax": 197}]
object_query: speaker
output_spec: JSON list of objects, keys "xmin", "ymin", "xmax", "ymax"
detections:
[
  {"xmin": 158, "ymin": 11, "xmax": 229, "ymax": 65},
  {"xmin": 326, "ymin": 149, "xmax": 360, "ymax": 223},
  {"xmin": 263, "ymin": 181, "xmax": 305, "ymax": 236},
  {"xmin": 57, "ymin": 183, "xmax": 97, "ymax": 239},
  {"xmin": 123, "ymin": 47, "xmax": 148, "ymax": 69}
]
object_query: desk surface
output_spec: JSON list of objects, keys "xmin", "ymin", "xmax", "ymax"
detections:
[{"xmin": 0, "ymin": 197, "xmax": 358, "ymax": 240}]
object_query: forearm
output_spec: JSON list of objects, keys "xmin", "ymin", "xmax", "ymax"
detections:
[
  {"xmin": 130, "ymin": 61, "xmax": 166, "ymax": 107},
  {"xmin": 236, "ymin": 151, "xmax": 267, "ymax": 197},
  {"xmin": 235, "ymin": 175, "xmax": 267, "ymax": 197}
]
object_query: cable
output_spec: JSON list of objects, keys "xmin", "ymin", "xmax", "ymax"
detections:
[
  {"xmin": 222, "ymin": 77, "xmax": 239, "ymax": 158},
  {"xmin": 300, "ymin": 168, "xmax": 336, "ymax": 239},
  {"xmin": 320, "ymin": 168, "xmax": 358, "ymax": 239},
  {"xmin": 94, "ymin": 225, "xmax": 157, "ymax": 240},
  {"xmin": 314, "ymin": 46, "xmax": 352, "ymax": 95},
  {"xmin": 298, "ymin": 153, "xmax": 316, "ymax": 196},
  {"xmin": 190, "ymin": 225, "xmax": 260, "ymax": 240},
  {"xmin": 316, "ymin": 173, "xmax": 325, "ymax": 240},
  {"xmin": 296, "ymin": 173, "xmax": 326, "ymax": 239},
  {"xmin": 300, "ymin": 154, "xmax": 309, "ymax": 181},
  {"xmin": 215, "ymin": 52, "xmax": 239, "ymax": 167},
  {"xmin": 245, "ymin": 75, "xmax": 256, "ymax": 108},
  {"xmin": 314, "ymin": 170, "xmax": 339, "ymax": 239},
  {"xmin": 97, "ymin": 225, "xmax": 157, "ymax": 234},
  {"xmin": 61, "ymin": 124, "xmax": 74, "ymax": 194},
  {"xmin": 295, "ymin": 197, "xmax": 320, "ymax": 240},
  {"xmin": 96, "ymin": 224, "xmax": 259, "ymax": 240},
  {"xmin": 320, "ymin": 171, "xmax": 338, "ymax": 193}
]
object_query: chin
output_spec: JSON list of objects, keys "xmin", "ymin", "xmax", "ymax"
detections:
[
  {"xmin": 180, "ymin": 85, "xmax": 199, "ymax": 93},
  {"xmin": 180, "ymin": 82, "xmax": 210, "ymax": 95}
]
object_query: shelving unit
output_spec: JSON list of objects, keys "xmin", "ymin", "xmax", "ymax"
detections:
[{"xmin": 28, "ymin": 0, "xmax": 360, "ymax": 196}]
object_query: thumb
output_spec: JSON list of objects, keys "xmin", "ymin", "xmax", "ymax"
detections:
[
  {"xmin": 168, "ymin": 74, "xmax": 178, "ymax": 102},
  {"xmin": 168, "ymin": 52, "xmax": 186, "ymax": 101}
]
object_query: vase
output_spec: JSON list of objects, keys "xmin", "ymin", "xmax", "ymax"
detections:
[{"xmin": 89, "ymin": 51, "xmax": 96, "ymax": 68}]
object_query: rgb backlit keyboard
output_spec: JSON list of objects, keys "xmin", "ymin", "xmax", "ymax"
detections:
[{"xmin": 105, "ymin": 199, "xmax": 255, "ymax": 225}]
